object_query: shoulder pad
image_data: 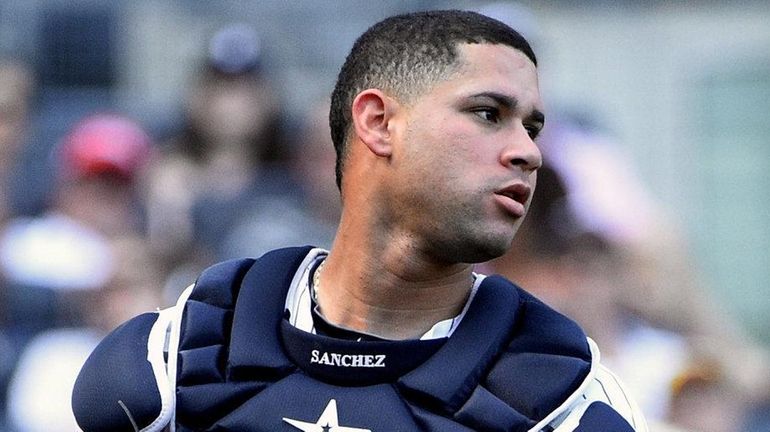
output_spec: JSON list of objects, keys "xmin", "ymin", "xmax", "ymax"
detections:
[
  {"xmin": 483, "ymin": 280, "xmax": 592, "ymax": 421},
  {"xmin": 72, "ymin": 313, "xmax": 169, "ymax": 432},
  {"xmin": 573, "ymin": 402, "xmax": 635, "ymax": 431}
]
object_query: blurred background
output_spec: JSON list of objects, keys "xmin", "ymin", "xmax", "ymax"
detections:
[{"xmin": 0, "ymin": 0, "xmax": 768, "ymax": 431}]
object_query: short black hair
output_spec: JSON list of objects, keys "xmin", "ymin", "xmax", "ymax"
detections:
[{"xmin": 329, "ymin": 9, "xmax": 537, "ymax": 189}]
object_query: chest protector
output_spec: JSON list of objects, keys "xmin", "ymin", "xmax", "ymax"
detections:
[{"xmin": 171, "ymin": 246, "xmax": 610, "ymax": 431}]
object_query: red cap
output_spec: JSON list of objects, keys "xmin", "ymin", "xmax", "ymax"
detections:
[{"xmin": 59, "ymin": 113, "xmax": 152, "ymax": 181}]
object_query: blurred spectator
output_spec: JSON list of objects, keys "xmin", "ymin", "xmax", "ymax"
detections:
[
  {"xmin": 52, "ymin": 113, "xmax": 151, "ymax": 237},
  {"xmin": 667, "ymin": 353, "xmax": 747, "ymax": 432},
  {"xmin": 0, "ymin": 113, "xmax": 151, "ymax": 294},
  {"xmin": 0, "ymin": 57, "xmax": 35, "ymax": 431},
  {"xmin": 0, "ymin": 59, "xmax": 35, "ymax": 223},
  {"xmin": 5, "ymin": 235, "xmax": 163, "ymax": 432},
  {"xmin": 219, "ymin": 98, "xmax": 339, "ymax": 260},
  {"xmin": 290, "ymin": 99, "xmax": 341, "ymax": 230},
  {"xmin": 145, "ymin": 23, "xmax": 293, "ymax": 280},
  {"xmin": 0, "ymin": 112, "xmax": 152, "ymax": 428}
]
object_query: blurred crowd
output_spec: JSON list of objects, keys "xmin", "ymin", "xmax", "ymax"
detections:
[{"xmin": 0, "ymin": 3, "xmax": 769, "ymax": 432}]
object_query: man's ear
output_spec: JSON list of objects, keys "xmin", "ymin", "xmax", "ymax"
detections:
[{"xmin": 351, "ymin": 89, "xmax": 396, "ymax": 157}]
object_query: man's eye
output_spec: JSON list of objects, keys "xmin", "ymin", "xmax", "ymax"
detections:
[
  {"xmin": 472, "ymin": 108, "xmax": 500, "ymax": 123},
  {"xmin": 525, "ymin": 125, "xmax": 541, "ymax": 139}
]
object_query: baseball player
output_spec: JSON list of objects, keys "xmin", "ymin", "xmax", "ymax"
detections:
[{"xmin": 73, "ymin": 10, "xmax": 647, "ymax": 431}]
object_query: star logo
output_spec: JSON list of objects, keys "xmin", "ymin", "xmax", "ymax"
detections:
[{"xmin": 283, "ymin": 399, "xmax": 371, "ymax": 432}]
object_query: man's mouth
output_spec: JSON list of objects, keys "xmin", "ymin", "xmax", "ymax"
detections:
[
  {"xmin": 493, "ymin": 183, "xmax": 531, "ymax": 218},
  {"xmin": 496, "ymin": 183, "xmax": 531, "ymax": 206}
]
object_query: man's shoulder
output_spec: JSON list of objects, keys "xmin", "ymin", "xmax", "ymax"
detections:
[
  {"xmin": 544, "ymin": 360, "xmax": 649, "ymax": 431},
  {"xmin": 72, "ymin": 311, "xmax": 175, "ymax": 432},
  {"xmin": 583, "ymin": 363, "xmax": 648, "ymax": 431},
  {"xmin": 476, "ymin": 276, "xmax": 648, "ymax": 431},
  {"xmin": 71, "ymin": 247, "xmax": 315, "ymax": 431}
]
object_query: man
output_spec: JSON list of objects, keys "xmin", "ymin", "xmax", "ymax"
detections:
[{"xmin": 73, "ymin": 10, "xmax": 647, "ymax": 431}]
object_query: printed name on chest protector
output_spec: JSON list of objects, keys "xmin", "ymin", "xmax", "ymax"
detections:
[{"xmin": 310, "ymin": 350, "xmax": 387, "ymax": 368}]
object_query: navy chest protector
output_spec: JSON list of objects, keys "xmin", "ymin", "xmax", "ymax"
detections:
[
  {"xmin": 74, "ymin": 246, "xmax": 638, "ymax": 431},
  {"xmin": 173, "ymin": 247, "xmax": 593, "ymax": 431}
]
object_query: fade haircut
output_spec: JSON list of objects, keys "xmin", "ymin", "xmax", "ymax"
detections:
[{"xmin": 329, "ymin": 9, "xmax": 537, "ymax": 189}]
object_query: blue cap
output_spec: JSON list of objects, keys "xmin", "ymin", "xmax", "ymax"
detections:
[{"xmin": 207, "ymin": 23, "xmax": 262, "ymax": 75}]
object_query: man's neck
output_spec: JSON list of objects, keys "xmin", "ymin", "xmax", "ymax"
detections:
[{"xmin": 317, "ymin": 221, "xmax": 475, "ymax": 340}]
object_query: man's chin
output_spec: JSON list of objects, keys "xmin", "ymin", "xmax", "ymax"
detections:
[
  {"xmin": 427, "ymin": 224, "xmax": 517, "ymax": 264},
  {"xmin": 456, "ymin": 236, "xmax": 515, "ymax": 264}
]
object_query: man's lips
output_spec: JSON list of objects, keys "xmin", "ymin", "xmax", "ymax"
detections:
[{"xmin": 494, "ymin": 183, "xmax": 531, "ymax": 218}]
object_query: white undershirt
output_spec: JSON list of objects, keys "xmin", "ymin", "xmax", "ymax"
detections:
[{"xmin": 283, "ymin": 248, "xmax": 484, "ymax": 340}]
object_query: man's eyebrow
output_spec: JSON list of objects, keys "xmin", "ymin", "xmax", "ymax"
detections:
[
  {"xmin": 470, "ymin": 92, "xmax": 545, "ymax": 125},
  {"xmin": 470, "ymin": 92, "xmax": 517, "ymax": 110}
]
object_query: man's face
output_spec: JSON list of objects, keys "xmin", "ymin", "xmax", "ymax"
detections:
[{"xmin": 385, "ymin": 43, "xmax": 544, "ymax": 264}]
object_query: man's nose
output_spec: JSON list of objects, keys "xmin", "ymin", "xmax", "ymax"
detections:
[{"xmin": 500, "ymin": 125, "xmax": 542, "ymax": 172}]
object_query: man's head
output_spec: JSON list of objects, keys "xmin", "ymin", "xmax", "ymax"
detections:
[{"xmin": 329, "ymin": 10, "xmax": 536, "ymax": 190}]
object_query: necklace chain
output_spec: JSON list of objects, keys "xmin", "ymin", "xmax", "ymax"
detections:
[{"xmin": 312, "ymin": 258, "xmax": 326, "ymax": 301}]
